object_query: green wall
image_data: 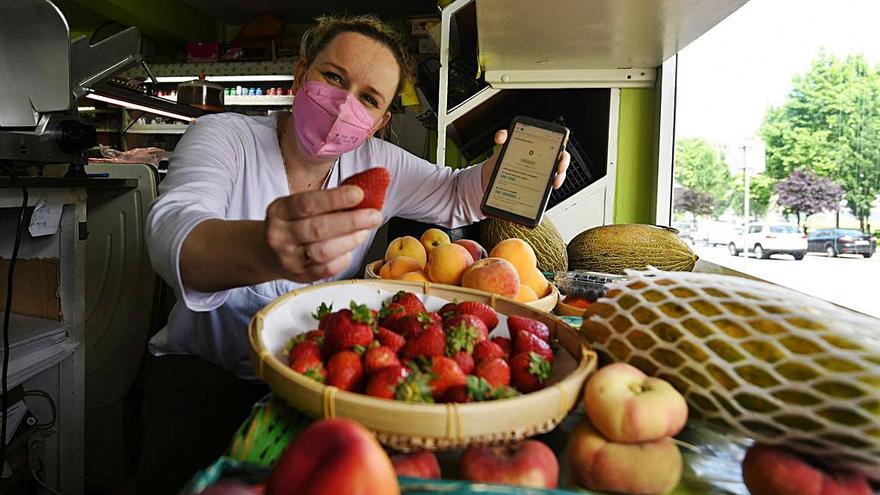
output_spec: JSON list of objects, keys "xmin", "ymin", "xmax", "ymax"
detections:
[{"xmin": 614, "ymin": 88, "xmax": 661, "ymax": 224}]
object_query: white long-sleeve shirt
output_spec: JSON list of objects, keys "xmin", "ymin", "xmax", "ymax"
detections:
[{"xmin": 145, "ymin": 112, "xmax": 485, "ymax": 378}]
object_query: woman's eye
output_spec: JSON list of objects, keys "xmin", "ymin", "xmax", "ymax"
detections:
[
  {"xmin": 361, "ymin": 94, "xmax": 378, "ymax": 107},
  {"xmin": 323, "ymin": 72, "xmax": 343, "ymax": 84}
]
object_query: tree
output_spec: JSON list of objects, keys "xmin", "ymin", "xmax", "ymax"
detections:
[
  {"xmin": 674, "ymin": 137, "xmax": 733, "ymax": 217},
  {"xmin": 774, "ymin": 169, "xmax": 844, "ymax": 227},
  {"xmin": 730, "ymin": 174, "xmax": 774, "ymax": 221},
  {"xmin": 674, "ymin": 187, "xmax": 716, "ymax": 218},
  {"xmin": 761, "ymin": 51, "xmax": 880, "ymax": 230}
]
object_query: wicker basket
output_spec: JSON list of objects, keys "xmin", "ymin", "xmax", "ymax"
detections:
[
  {"xmin": 364, "ymin": 260, "xmax": 560, "ymax": 313},
  {"xmin": 248, "ymin": 279, "xmax": 596, "ymax": 452},
  {"xmin": 554, "ymin": 299, "xmax": 587, "ymax": 317}
]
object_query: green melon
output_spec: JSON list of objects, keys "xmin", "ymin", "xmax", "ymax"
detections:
[
  {"xmin": 567, "ymin": 224, "xmax": 697, "ymax": 274},
  {"xmin": 479, "ymin": 218, "xmax": 568, "ymax": 272}
]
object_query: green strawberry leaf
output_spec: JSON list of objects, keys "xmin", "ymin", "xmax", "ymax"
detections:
[
  {"xmin": 490, "ymin": 385, "xmax": 520, "ymax": 400},
  {"xmin": 352, "ymin": 344, "xmax": 367, "ymax": 356},
  {"xmin": 528, "ymin": 352, "xmax": 552, "ymax": 381},
  {"xmin": 378, "ymin": 302, "xmax": 404, "ymax": 320},
  {"xmin": 417, "ymin": 312, "xmax": 433, "ymax": 325},
  {"xmin": 303, "ymin": 368, "xmax": 325, "ymax": 383},
  {"xmin": 466, "ymin": 375, "xmax": 494, "ymax": 402},
  {"xmin": 312, "ymin": 302, "xmax": 333, "ymax": 321},
  {"xmin": 350, "ymin": 301, "xmax": 375, "ymax": 325},
  {"xmin": 445, "ymin": 321, "xmax": 479, "ymax": 356},
  {"xmin": 395, "ymin": 371, "xmax": 434, "ymax": 403}
]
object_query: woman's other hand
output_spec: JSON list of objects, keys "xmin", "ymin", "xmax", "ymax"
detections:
[
  {"xmin": 264, "ymin": 185, "xmax": 382, "ymax": 282},
  {"xmin": 480, "ymin": 129, "xmax": 571, "ymax": 190}
]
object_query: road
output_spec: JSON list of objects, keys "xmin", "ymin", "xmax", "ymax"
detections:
[{"xmin": 693, "ymin": 245, "xmax": 880, "ymax": 319}]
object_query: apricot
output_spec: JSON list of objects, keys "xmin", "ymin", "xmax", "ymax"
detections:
[
  {"xmin": 420, "ymin": 228, "xmax": 451, "ymax": 254},
  {"xmin": 425, "ymin": 243, "xmax": 474, "ymax": 285},
  {"xmin": 385, "ymin": 236, "xmax": 427, "ymax": 269},
  {"xmin": 461, "ymin": 258, "xmax": 520, "ymax": 298},
  {"xmin": 379, "ymin": 257, "xmax": 424, "ymax": 280},
  {"xmin": 516, "ymin": 284, "xmax": 539, "ymax": 303},
  {"xmin": 522, "ymin": 268, "xmax": 550, "ymax": 297},
  {"xmin": 489, "ymin": 239, "xmax": 537, "ymax": 279},
  {"xmin": 398, "ymin": 271, "xmax": 430, "ymax": 282}
]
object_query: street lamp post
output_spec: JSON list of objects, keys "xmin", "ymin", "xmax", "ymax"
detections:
[{"xmin": 742, "ymin": 144, "xmax": 750, "ymax": 223}]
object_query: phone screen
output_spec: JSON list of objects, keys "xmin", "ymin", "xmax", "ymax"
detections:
[{"xmin": 484, "ymin": 122, "xmax": 566, "ymax": 220}]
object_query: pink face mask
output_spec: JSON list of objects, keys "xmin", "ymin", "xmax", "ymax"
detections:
[{"xmin": 292, "ymin": 80, "xmax": 376, "ymax": 159}]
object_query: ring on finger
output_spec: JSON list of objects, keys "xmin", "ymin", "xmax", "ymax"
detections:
[{"xmin": 302, "ymin": 243, "xmax": 314, "ymax": 264}]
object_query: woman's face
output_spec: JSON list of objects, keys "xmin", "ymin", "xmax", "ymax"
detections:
[{"xmin": 295, "ymin": 31, "xmax": 399, "ymax": 134}]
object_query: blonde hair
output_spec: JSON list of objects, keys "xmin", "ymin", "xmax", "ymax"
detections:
[{"xmin": 300, "ymin": 15, "xmax": 415, "ymax": 97}]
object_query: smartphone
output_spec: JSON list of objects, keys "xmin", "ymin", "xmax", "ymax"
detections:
[{"xmin": 481, "ymin": 116, "xmax": 570, "ymax": 228}]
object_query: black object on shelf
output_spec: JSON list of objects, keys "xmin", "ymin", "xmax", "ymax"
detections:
[{"xmin": 547, "ymin": 116, "xmax": 595, "ymax": 210}]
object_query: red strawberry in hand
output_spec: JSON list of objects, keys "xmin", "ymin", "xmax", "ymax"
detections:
[
  {"xmin": 289, "ymin": 354, "xmax": 326, "ymax": 383},
  {"xmin": 323, "ymin": 302, "xmax": 375, "ymax": 355},
  {"xmin": 473, "ymin": 340, "xmax": 506, "ymax": 362},
  {"xmin": 508, "ymin": 315, "xmax": 551, "ymax": 343},
  {"xmin": 429, "ymin": 357, "xmax": 467, "ymax": 400},
  {"xmin": 391, "ymin": 291, "xmax": 427, "ymax": 316},
  {"xmin": 364, "ymin": 346, "xmax": 401, "ymax": 375},
  {"xmin": 366, "ymin": 364, "xmax": 409, "ymax": 399},
  {"xmin": 450, "ymin": 351, "xmax": 475, "ymax": 375},
  {"xmin": 376, "ymin": 327, "xmax": 405, "ymax": 354},
  {"xmin": 475, "ymin": 357, "xmax": 511, "ymax": 388},
  {"xmin": 341, "ymin": 167, "xmax": 391, "ymax": 211},
  {"xmin": 401, "ymin": 326, "xmax": 445, "ymax": 360},
  {"xmin": 510, "ymin": 352, "xmax": 552, "ymax": 393},
  {"xmin": 326, "ymin": 351, "xmax": 365, "ymax": 392},
  {"xmin": 491, "ymin": 336, "xmax": 512, "ymax": 359},
  {"xmin": 513, "ymin": 331, "xmax": 554, "ymax": 362},
  {"xmin": 455, "ymin": 301, "xmax": 499, "ymax": 331}
]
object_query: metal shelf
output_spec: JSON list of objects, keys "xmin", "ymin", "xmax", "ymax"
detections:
[
  {"xmin": 127, "ymin": 124, "xmax": 188, "ymax": 134},
  {"xmin": 225, "ymin": 95, "xmax": 293, "ymax": 106},
  {"xmin": 155, "ymin": 74, "xmax": 294, "ymax": 83}
]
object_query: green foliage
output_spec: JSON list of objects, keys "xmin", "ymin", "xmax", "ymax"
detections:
[
  {"xmin": 761, "ymin": 51, "xmax": 880, "ymax": 230},
  {"xmin": 730, "ymin": 174, "xmax": 775, "ymax": 220},
  {"xmin": 674, "ymin": 137, "xmax": 734, "ymax": 217}
]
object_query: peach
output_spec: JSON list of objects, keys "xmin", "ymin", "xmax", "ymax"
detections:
[
  {"xmin": 461, "ymin": 257, "xmax": 520, "ymax": 298},
  {"xmin": 267, "ymin": 418, "xmax": 399, "ymax": 495},
  {"xmin": 398, "ymin": 271, "xmax": 429, "ymax": 282},
  {"xmin": 522, "ymin": 268, "xmax": 550, "ymax": 298},
  {"xmin": 569, "ymin": 419, "xmax": 682, "ymax": 495},
  {"xmin": 420, "ymin": 228, "xmax": 450, "ymax": 254},
  {"xmin": 489, "ymin": 238, "xmax": 537, "ymax": 278},
  {"xmin": 379, "ymin": 257, "xmax": 424, "ymax": 280},
  {"xmin": 461, "ymin": 441, "xmax": 558, "ymax": 488},
  {"xmin": 742, "ymin": 443, "xmax": 872, "ymax": 495},
  {"xmin": 391, "ymin": 451, "xmax": 441, "ymax": 479},
  {"xmin": 385, "ymin": 236, "xmax": 427, "ymax": 269},
  {"xmin": 516, "ymin": 284, "xmax": 539, "ymax": 302},
  {"xmin": 584, "ymin": 363, "xmax": 688, "ymax": 443},
  {"xmin": 425, "ymin": 243, "xmax": 474, "ymax": 285},
  {"xmin": 454, "ymin": 239, "xmax": 488, "ymax": 261}
]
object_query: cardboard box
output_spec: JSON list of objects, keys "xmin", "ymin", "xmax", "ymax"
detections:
[{"xmin": 0, "ymin": 258, "xmax": 61, "ymax": 321}]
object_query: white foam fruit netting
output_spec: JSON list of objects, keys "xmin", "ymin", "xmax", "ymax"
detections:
[{"xmin": 580, "ymin": 270, "xmax": 880, "ymax": 479}]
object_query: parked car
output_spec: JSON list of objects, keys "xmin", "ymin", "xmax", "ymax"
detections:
[
  {"xmin": 807, "ymin": 228, "xmax": 877, "ymax": 258},
  {"xmin": 701, "ymin": 221, "xmax": 740, "ymax": 247},
  {"xmin": 672, "ymin": 221, "xmax": 695, "ymax": 245},
  {"xmin": 729, "ymin": 222, "xmax": 807, "ymax": 260}
]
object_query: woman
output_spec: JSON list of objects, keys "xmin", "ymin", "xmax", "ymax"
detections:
[{"xmin": 139, "ymin": 15, "xmax": 569, "ymax": 492}]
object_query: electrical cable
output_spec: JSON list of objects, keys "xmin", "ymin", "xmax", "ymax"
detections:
[
  {"xmin": 1, "ymin": 172, "xmax": 28, "ymax": 471},
  {"xmin": 30, "ymin": 464, "xmax": 61, "ymax": 495}
]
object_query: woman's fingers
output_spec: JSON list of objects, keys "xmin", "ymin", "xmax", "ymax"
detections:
[
  {"xmin": 305, "ymin": 252, "xmax": 354, "ymax": 280},
  {"xmin": 494, "ymin": 129, "xmax": 508, "ymax": 145},
  {"xmin": 306, "ymin": 230, "xmax": 370, "ymax": 264},
  {"xmin": 554, "ymin": 150, "xmax": 571, "ymax": 189},
  {"xmin": 269, "ymin": 186, "xmax": 364, "ymax": 220},
  {"xmin": 289, "ymin": 208, "xmax": 382, "ymax": 244}
]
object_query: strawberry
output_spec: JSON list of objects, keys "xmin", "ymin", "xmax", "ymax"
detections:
[
  {"xmin": 366, "ymin": 364, "xmax": 409, "ymax": 399},
  {"xmin": 289, "ymin": 355, "xmax": 326, "ymax": 383},
  {"xmin": 507, "ymin": 315, "xmax": 551, "ymax": 343},
  {"xmin": 444, "ymin": 314, "xmax": 488, "ymax": 351},
  {"xmin": 491, "ymin": 336, "xmax": 512, "ymax": 359},
  {"xmin": 394, "ymin": 312, "xmax": 440, "ymax": 340},
  {"xmin": 473, "ymin": 340, "xmax": 506, "ymax": 362},
  {"xmin": 391, "ymin": 291, "xmax": 427, "ymax": 316},
  {"xmin": 325, "ymin": 350, "xmax": 365, "ymax": 392},
  {"xmin": 284, "ymin": 329, "xmax": 325, "ymax": 357},
  {"xmin": 312, "ymin": 302, "xmax": 334, "ymax": 330},
  {"xmin": 441, "ymin": 385, "xmax": 470, "ymax": 403},
  {"xmin": 378, "ymin": 302, "xmax": 407, "ymax": 329},
  {"xmin": 364, "ymin": 346, "xmax": 401, "ymax": 375},
  {"xmin": 401, "ymin": 326, "xmax": 445, "ymax": 360},
  {"xmin": 474, "ymin": 358, "xmax": 510, "ymax": 388},
  {"xmin": 429, "ymin": 357, "xmax": 467, "ymax": 400},
  {"xmin": 438, "ymin": 302, "xmax": 458, "ymax": 319},
  {"xmin": 287, "ymin": 340, "xmax": 322, "ymax": 366},
  {"xmin": 394, "ymin": 367, "xmax": 434, "ymax": 403},
  {"xmin": 323, "ymin": 302, "xmax": 375, "ymax": 355},
  {"xmin": 512, "ymin": 331, "xmax": 554, "ymax": 362},
  {"xmin": 376, "ymin": 327, "xmax": 405, "ymax": 354},
  {"xmin": 451, "ymin": 351, "xmax": 475, "ymax": 375},
  {"xmin": 510, "ymin": 352, "xmax": 552, "ymax": 393},
  {"xmin": 341, "ymin": 167, "xmax": 391, "ymax": 210},
  {"xmin": 455, "ymin": 301, "xmax": 499, "ymax": 330}
]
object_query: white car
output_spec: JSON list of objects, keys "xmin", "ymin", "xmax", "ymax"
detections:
[
  {"xmin": 729, "ymin": 222, "xmax": 807, "ymax": 260},
  {"xmin": 702, "ymin": 221, "xmax": 740, "ymax": 247}
]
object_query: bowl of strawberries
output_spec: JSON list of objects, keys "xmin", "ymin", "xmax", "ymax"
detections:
[{"xmin": 248, "ymin": 279, "xmax": 596, "ymax": 452}]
